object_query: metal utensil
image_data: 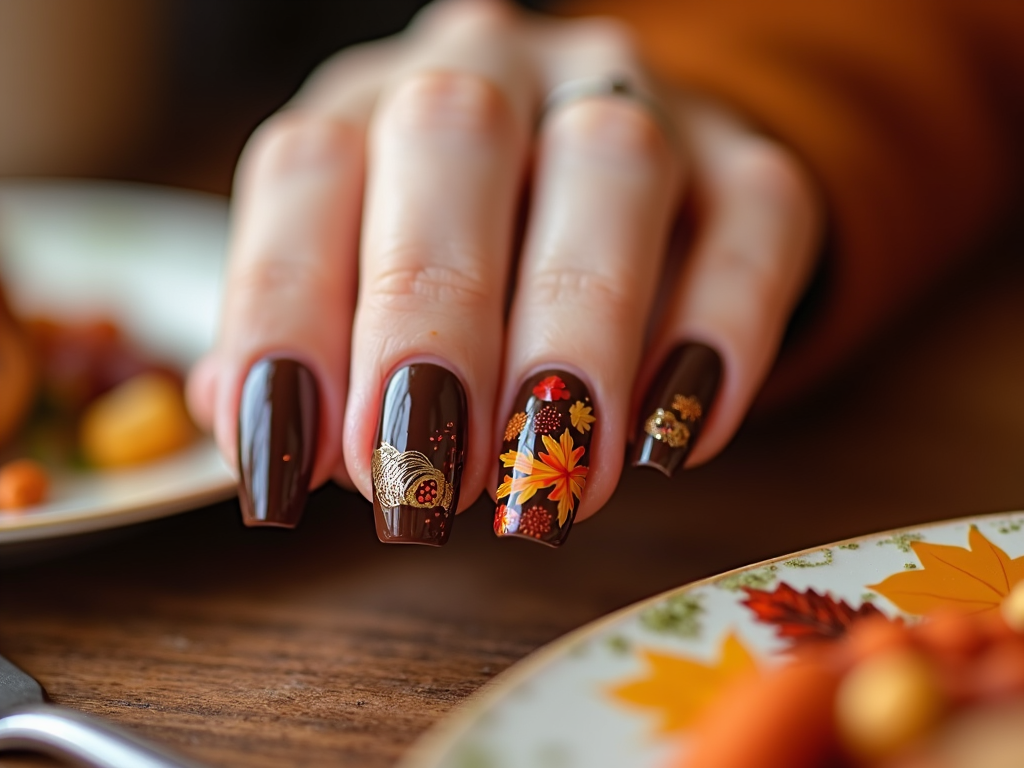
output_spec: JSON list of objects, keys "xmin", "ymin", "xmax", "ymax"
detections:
[{"xmin": 0, "ymin": 652, "xmax": 206, "ymax": 768}]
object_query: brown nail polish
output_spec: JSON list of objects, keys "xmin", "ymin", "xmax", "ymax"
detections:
[
  {"xmin": 631, "ymin": 343, "xmax": 722, "ymax": 477},
  {"xmin": 372, "ymin": 363, "xmax": 467, "ymax": 546},
  {"xmin": 494, "ymin": 370, "xmax": 594, "ymax": 548},
  {"xmin": 238, "ymin": 357, "xmax": 320, "ymax": 528}
]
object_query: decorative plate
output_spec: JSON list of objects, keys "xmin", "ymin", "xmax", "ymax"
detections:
[
  {"xmin": 401, "ymin": 512, "xmax": 1024, "ymax": 768},
  {"xmin": 0, "ymin": 180, "xmax": 234, "ymax": 546}
]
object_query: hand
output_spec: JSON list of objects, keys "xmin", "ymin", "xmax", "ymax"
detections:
[{"xmin": 187, "ymin": 0, "xmax": 822, "ymax": 546}]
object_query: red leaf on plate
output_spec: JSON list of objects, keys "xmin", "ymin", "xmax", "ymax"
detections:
[{"xmin": 742, "ymin": 583, "xmax": 887, "ymax": 646}]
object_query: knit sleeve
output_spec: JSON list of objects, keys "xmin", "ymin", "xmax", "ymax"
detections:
[{"xmin": 557, "ymin": 0, "xmax": 1024, "ymax": 402}]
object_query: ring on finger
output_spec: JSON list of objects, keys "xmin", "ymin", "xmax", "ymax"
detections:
[{"xmin": 540, "ymin": 74, "xmax": 677, "ymax": 145}]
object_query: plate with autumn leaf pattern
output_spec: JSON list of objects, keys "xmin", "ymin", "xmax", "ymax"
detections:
[{"xmin": 399, "ymin": 511, "xmax": 1024, "ymax": 768}]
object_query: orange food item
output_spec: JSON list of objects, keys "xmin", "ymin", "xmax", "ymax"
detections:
[
  {"xmin": 79, "ymin": 373, "xmax": 195, "ymax": 468},
  {"xmin": 680, "ymin": 660, "xmax": 842, "ymax": 768},
  {"xmin": 681, "ymin": 595, "xmax": 1024, "ymax": 768},
  {"xmin": 0, "ymin": 459, "xmax": 49, "ymax": 510}
]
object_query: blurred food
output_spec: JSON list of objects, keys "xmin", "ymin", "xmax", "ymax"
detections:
[
  {"xmin": 680, "ymin": 582, "xmax": 1024, "ymax": 768},
  {"xmin": 0, "ymin": 281, "xmax": 37, "ymax": 447},
  {"xmin": 835, "ymin": 646, "xmax": 944, "ymax": 761},
  {"xmin": 0, "ymin": 296, "xmax": 197, "ymax": 511},
  {"xmin": 25, "ymin": 317, "xmax": 182, "ymax": 416},
  {"xmin": 79, "ymin": 372, "xmax": 195, "ymax": 468},
  {"xmin": 0, "ymin": 458, "xmax": 49, "ymax": 510}
]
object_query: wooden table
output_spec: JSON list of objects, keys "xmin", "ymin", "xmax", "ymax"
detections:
[{"xmin": 2, "ymin": 250, "xmax": 1023, "ymax": 767}]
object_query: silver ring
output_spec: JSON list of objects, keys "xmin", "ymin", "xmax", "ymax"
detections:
[{"xmin": 540, "ymin": 75, "xmax": 675, "ymax": 142}]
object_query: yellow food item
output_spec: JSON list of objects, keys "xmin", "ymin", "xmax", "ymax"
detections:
[
  {"xmin": 1001, "ymin": 580, "xmax": 1024, "ymax": 633},
  {"xmin": 835, "ymin": 648, "xmax": 944, "ymax": 761},
  {"xmin": 79, "ymin": 373, "xmax": 195, "ymax": 468},
  {"xmin": 0, "ymin": 459, "xmax": 49, "ymax": 510}
]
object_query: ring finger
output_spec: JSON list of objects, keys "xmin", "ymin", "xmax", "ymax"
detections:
[{"xmin": 494, "ymin": 72, "xmax": 683, "ymax": 547}]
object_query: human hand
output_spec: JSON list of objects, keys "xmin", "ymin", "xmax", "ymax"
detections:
[{"xmin": 187, "ymin": 0, "xmax": 822, "ymax": 546}]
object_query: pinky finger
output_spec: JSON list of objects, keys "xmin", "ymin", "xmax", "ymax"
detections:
[{"xmin": 632, "ymin": 126, "xmax": 822, "ymax": 476}]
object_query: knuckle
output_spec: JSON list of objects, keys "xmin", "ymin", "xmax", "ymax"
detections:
[
  {"xmin": 415, "ymin": 0, "xmax": 515, "ymax": 37},
  {"xmin": 366, "ymin": 258, "xmax": 493, "ymax": 314},
  {"xmin": 243, "ymin": 112, "xmax": 362, "ymax": 179},
  {"xmin": 387, "ymin": 70, "xmax": 512, "ymax": 138},
  {"xmin": 548, "ymin": 98, "xmax": 668, "ymax": 168},
  {"xmin": 711, "ymin": 247, "xmax": 788, "ymax": 315},
  {"xmin": 722, "ymin": 140, "xmax": 816, "ymax": 215},
  {"xmin": 231, "ymin": 256, "xmax": 332, "ymax": 304},
  {"xmin": 572, "ymin": 17, "xmax": 638, "ymax": 60},
  {"xmin": 301, "ymin": 40, "xmax": 389, "ymax": 94},
  {"xmin": 527, "ymin": 268, "xmax": 637, "ymax": 325}
]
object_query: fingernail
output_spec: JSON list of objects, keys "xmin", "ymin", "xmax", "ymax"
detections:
[
  {"xmin": 238, "ymin": 357, "xmax": 320, "ymax": 528},
  {"xmin": 372, "ymin": 363, "xmax": 467, "ymax": 546},
  {"xmin": 494, "ymin": 370, "xmax": 594, "ymax": 548},
  {"xmin": 631, "ymin": 343, "xmax": 722, "ymax": 476}
]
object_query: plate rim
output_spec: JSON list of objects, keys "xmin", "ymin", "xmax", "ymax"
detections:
[
  {"xmin": 398, "ymin": 508, "xmax": 1024, "ymax": 767},
  {"xmin": 0, "ymin": 476, "xmax": 236, "ymax": 544},
  {"xmin": 0, "ymin": 178, "xmax": 234, "ymax": 546}
]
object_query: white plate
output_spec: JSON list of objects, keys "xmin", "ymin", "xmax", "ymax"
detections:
[
  {"xmin": 0, "ymin": 180, "xmax": 234, "ymax": 546},
  {"xmin": 402, "ymin": 511, "xmax": 1024, "ymax": 768}
]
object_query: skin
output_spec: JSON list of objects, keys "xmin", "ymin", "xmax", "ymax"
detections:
[{"xmin": 187, "ymin": 0, "xmax": 823, "ymax": 523}]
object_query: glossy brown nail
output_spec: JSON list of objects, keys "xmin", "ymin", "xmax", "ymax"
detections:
[
  {"xmin": 494, "ymin": 370, "xmax": 594, "ymax": 548},
  {"xmin": 631, "ymin": 343, "xmax": 721, "ymax": 477},
  {"xmin": 372, "ymin": 363, "xmax": 467, "ymax": 546},
  {"xmin": 238, "ymin": 357, "xmax": 320, "ymax": 528}
]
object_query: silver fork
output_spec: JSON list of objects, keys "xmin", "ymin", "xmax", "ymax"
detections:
[{"xmin": 0, "ymin": 652, "xmax": 206, "ymax": 768}]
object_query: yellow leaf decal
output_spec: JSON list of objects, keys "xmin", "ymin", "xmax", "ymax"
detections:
[
  {"xmin": 869, "ymin": 526, "xmax": 1024, "ymax": 615},
  {"xmin": 495, "ymin": 429, "xmax": 587, "ymax": 526},
  {"xmin": 608, "ymin": 632, "xmax": 757, "ymax": 735},
  {"xmin": 569, "ymin": 400, "xmax": 595, "ymax": 433}
]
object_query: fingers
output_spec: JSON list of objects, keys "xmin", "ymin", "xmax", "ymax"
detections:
[
  {"xmin": 189, "ymin": 20, "xmax": 409, "ymax": 527},
  {"xmin": 203, "ymin": 112, "xmax": 366, "ymax": 526},
  {"xmin": 631, "ymin": 106, "xmax": 822, "ymax": 476},
  {"xmin": 345, "ymin": 23, "xmax": 536, "ymax": 544},
  {"xmin": 493, "ymin": 91, "xmax": 683, "ymax": 546}
]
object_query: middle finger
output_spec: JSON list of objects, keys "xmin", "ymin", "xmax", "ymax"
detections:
[{"xmin": 345, "ymin": 9, "xmax": 536, "ymax": 545}]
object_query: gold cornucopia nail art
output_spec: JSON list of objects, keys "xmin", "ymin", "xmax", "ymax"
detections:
[
  {"xmin": 371, "ymin": 363, "xmax": 466, "ymax": 546},
  {"xmin": 372, "ymin": 442, "xmax": 453, "ymax": 510}
]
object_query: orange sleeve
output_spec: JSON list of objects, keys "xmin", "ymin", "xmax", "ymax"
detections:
[{"xmin": 557, "ymin": 0, "xmax": 1024, "ymax": 404}]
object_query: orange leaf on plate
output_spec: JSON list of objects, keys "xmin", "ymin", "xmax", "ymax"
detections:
[
  {"xmin": 608, "ymin": 631, "xmax": 757, "ymax": 735},
  {"xmin": 869, "ymin": 525, "xmax": 1024, "ymax": 615}
]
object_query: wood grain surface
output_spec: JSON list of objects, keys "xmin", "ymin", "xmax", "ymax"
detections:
[{"xmin": 2, "ymin": 251, "xmax": 1023, "ymax": 767}]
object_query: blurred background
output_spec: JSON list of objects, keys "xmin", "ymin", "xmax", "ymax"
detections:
[{"xmin": 0, "ymin": 0, "xmax": 554, "ymax": 193}]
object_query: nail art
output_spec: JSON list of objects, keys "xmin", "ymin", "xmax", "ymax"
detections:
[
  {"xmin": 494, "ymin": 371, "xmax": 594, "ymax": 547},
  {"xmin": 372, "ymin": 363, "xmax": 467, "ymax": 546},
  {"xmin": 238, "ymin": 357, "xmax": 320, "ymax": 528},
  {"xmin": 631, "ymin": 343, "xmax": 722, "ymax": 477}
]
